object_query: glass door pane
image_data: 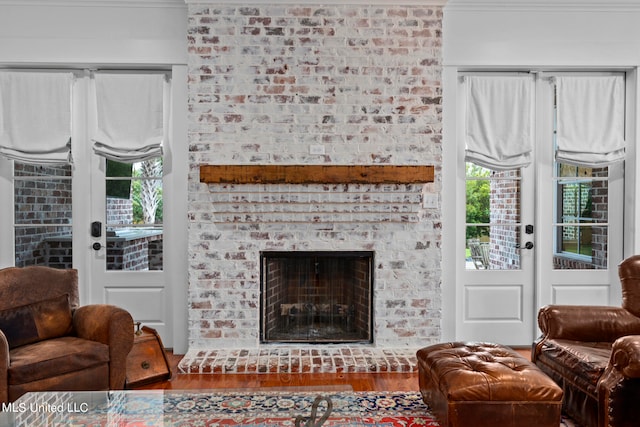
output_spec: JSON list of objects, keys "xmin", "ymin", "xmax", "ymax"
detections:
[
  {"xmin": 465, "ymin": 163, "xmax": 521, "ymax": 270},
  {"xmin": 553, "ymin": 164, "xmax": 608, "ymax": 269},
  {"xmin": 14, "ymin": 163, "xmax": 72, "ymax": 268},
  {"xmin": 105, "ymin": 158, "xmax": 163, "ymax": 271}
]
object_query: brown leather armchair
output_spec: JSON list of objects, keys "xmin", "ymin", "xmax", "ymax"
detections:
[
  {"xmin": 532, "ymin": 255, "xmax": 640, "ymax": 427},
  {"xmin": 0, "ymin": 266, "xmax": 134, "ymax": 403}
]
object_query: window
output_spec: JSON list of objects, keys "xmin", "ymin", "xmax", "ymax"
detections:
[
  {"xmin": 105, "ymin": 158, "xmax": 163, "ymax": 271},
  {"xmin": 9, "ymin": 71, "xmax": 166, "ymax": 271},
  {"xmin": 552, "ymin": 81, "xmax": 611, "ymax": 270},
  {"xmin": 465, "ymin": 163, "xmax": 521, "ymax": 270},
  {"xmin": 553, "ymin": 163, "xmax": 608, "ymax": 269},
  {"xmin": 14, "ymin": 162, "xmax": 73, "ymax": 267}
]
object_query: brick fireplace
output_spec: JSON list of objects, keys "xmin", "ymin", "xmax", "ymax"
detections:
[{"xmin": 186, "ymin": 3, "xmax": 443, "ymax": 350}]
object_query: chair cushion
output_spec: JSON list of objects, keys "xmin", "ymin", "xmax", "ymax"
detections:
[
  {"xmin": 8, "ymin": 336, "xmax": 109, "ymax": 385},
  {"xmin": 0, "ymin": 293, "xmax": 72, "ymax": 349},
  {"xmin": 536, "ymin": 338, "xmax": 611, "ymax": 396}
]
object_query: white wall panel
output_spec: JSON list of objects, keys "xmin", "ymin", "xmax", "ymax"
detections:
[
  {"xmin": 0, "ymin": 3, "xmax": 186, "ymax": 66},
  {"xmin": 444, "ymin": 2, "xmax": 640, "ymax": 67}
]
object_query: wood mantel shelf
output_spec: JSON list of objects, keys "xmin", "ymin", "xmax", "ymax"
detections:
[{"xmin": 199, "ymin": 165, "xmax": 434, "ymax": 184}]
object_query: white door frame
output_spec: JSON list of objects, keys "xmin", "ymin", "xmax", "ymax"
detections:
[
  {"xmin": 164, "ymin": 64, "xmax": 188, "ymax": 355},
  {"xmin": 0, "ymin": 156, "xmax": 13, "ymax": 269}
]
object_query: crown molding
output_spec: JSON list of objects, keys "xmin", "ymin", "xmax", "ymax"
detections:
[
  {"xmin": 445, "ymin": 0, "xmax": 640, "ymax": 12},
  {"xmin": 0, "ymin": 0, "xmax": 186, "ymax": 7},
  {"xmin": 3, "ymin": 0, "xmax": 638, "ymax": 10},
  {"xmin": 182, "ymin": 0, "xmax": 448, "ymax": 5}
]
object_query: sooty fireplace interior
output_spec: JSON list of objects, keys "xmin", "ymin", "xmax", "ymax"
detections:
[{"xmin": 260, "ymin": 251, "xmax": 373, "ymax": 344}]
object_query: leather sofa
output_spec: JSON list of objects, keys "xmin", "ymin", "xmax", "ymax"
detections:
[
  {"xmin": 0, "ymin": 266, "xmax": 134, "ymax": 403},
  {"xmin": 532, "ymin": 255, "xmax": 640, "ymax": 427}
]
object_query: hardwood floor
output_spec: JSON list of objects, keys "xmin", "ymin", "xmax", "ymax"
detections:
[
  {"xmin": 132, "ymin": 348, "xmax": 532, "ymax": 392},
  {"xmin": 136, "ymin": 371, "xmax": 419, "ymax": 392}
]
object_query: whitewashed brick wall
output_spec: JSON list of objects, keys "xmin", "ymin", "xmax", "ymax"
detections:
[{"xmin": 187, "ymin": 3, "xmax": 443, "ymax": 349}]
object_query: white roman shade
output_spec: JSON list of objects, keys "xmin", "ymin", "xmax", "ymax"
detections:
[
  {"xmin": 93, "ymin": 73, "xmax": 165, "ymax": 163},
  {"xmin": 465, "ymin": 75, "xmax": 535, "ymax": 170},
  {"xmin": 0, "ymin": 71, "xmax": 73, "ymax": 164},
  {"xmin": 555, "ymin": 75, "xmax": 625, "ymax": 167}
]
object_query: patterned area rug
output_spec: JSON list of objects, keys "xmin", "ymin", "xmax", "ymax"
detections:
[{"xmin": 57, "ymin": 390, "xmax": 578, "ymax": 426}]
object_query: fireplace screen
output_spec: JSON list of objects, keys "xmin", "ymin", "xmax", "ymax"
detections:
[{"xmin": 260, "ymin": 251, "xmax": 373, "ymax": 344}]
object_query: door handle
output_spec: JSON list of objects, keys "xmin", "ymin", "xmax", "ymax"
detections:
[{"xmin": 516, "ymin": 242, "xmax": 534, "ymax": 250}]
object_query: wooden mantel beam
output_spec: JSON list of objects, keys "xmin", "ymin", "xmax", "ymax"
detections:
[{"xmin": 199, "ymin": 165, "xmax": 435, "ymax": 185}]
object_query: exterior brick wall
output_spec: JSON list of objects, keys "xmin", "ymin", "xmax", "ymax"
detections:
[
  {"xmin": 14, "ymin": 163, "xmax": 72, "ymax": 267},
  {"xmin": 187, "ymin": 4, "xmax": 443, "ymax": 349},
  {"xmin": 489, "ymin": 170, "xmax": 521, "ymax": 270},
  {"xmin": 106, "ymin": 197, "xmax": 133, "ymax": 225},
  {"xmin": 15, "ymin": 184, "xmax": 162, "ymax": 270},
  {"xmin": 553, "ymin": 167, "xmax": 609, "ymax": 269},
  {"xmin": 590, "ymin": 169, "xmax": 608, "ymax": 268}
]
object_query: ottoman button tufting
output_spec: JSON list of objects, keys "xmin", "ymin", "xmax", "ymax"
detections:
[{"xmin": 417, "ymin": 342, "xmax": 563, "ymax": 427}]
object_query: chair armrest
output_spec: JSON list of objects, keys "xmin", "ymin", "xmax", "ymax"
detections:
[
  {"xmin": 538, "ymin": 305, "xmax": 640, "ymax": 342},
  {"xmin": 611, "ymin": 335, "xmax": 640, "ymax": 378},
  {"xmin": 597, "ymin": 335, "xmax": 640, "ymax": 427},
  {"xmin": 73, "ymin": 304, "xmax": 134, "ymax": 389},
  {"xmin": 0, "ymin": 331, "xmax": 8, "ymax": 403}
]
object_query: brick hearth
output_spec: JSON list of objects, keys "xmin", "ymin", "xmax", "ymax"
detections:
[{"xmin": 179, "ymin": 347, "xmax": 418, "ymax": 374}]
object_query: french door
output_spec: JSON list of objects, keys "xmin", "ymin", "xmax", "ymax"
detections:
[
  {"xmin": 2, "ymin": 69, "xmax": 179, "ymax": 347},
  {"xmin": 87, "ymin": 71, "xmax": 170, "ymax": 342},
  {"xmin": 456, "ymin": 72, "xmax": 626, "ymax": 346}
]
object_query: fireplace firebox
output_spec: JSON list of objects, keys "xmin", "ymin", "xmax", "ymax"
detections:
[{"xmin": 260, "ymin": 251, "xmax": 373, "ymax": 344}]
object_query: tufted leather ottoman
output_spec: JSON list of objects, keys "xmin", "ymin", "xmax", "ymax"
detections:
[{"xmin": 417, "ymin": 342, "xmax": 563, "ymax": 427}]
